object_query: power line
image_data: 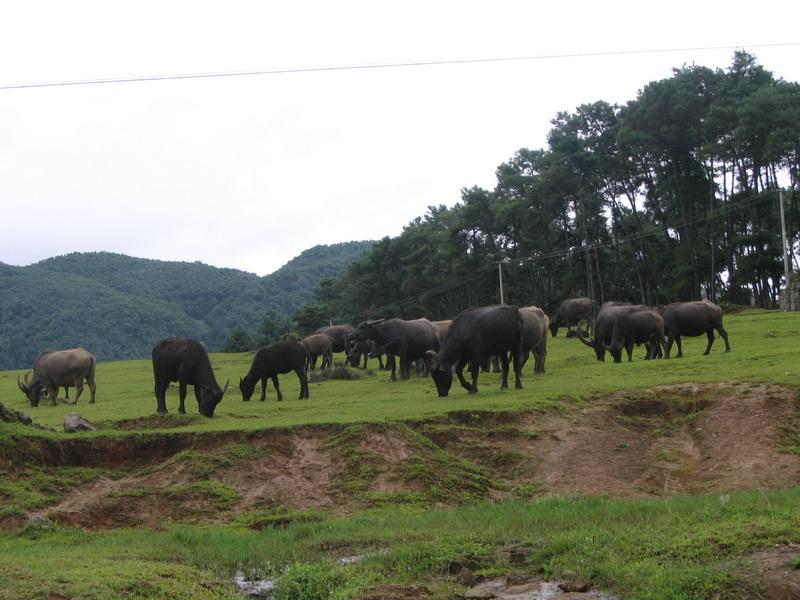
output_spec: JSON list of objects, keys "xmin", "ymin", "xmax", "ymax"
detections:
[{"xmin": 1, "ymin": 42, "xmax": 798, "ymax": 91}]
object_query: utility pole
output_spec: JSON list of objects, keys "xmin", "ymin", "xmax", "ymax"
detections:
[
  {"xmin": 779, "ymin": 190, "xmax": 792, "ymax": 308},
  {"xmin": 498, "ymin": 261, "xmax": 505, "ymax": 304}
]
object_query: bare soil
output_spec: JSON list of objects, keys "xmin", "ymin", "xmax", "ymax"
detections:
[
  {"xmin": 738, "ymin": 543, "xmax": 800, "ymax": 600},
  {"xmin": 4, "ymin": 383, "xmax": 799, "ymax": 532}
]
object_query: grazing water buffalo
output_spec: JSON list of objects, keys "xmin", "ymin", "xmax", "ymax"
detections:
[
  {"xmin": 315, "ymin": 325, "xmax": 355, "ymax": 354},
  {"xmin": 549, "ymin": 297, "xmax": 597, "ymax": 337},
  {"xmin": 425, "ymin": 304, "xmax": 523, "ymax": 397},
  {"xmin": 301, "ymin": 333, "xmax": 334, "ymax": 370},
  {"xmin": 520, "ymin": 306, "xmax": 548, "ymax": 374},
  {"xmin": 367, "ymin": 340, "xmax": 387, "ymax": 369},
  {"xmin": 577, "ymin": 302, "xmax": 650, "ymax": 362},
  {"xmin": 355, "ymin": 318, "xmax": 439, "ymax": 382},
  {"xmin": 661, "ymin": 300, "xmax": 731, "ymax": 358},
  {"xmin": 606, "ymin": 310, "xmax": 667, "ymax": 363},
  {"xmin": 346, "ymin": 338, "xmax": 386, "ymax": 369},
  {"xmin": 17, "ymin": 348, "xmax": 97, "ymax": 407},
  {"xmin": 152, "ymin": 338, "xmax": 228, "ymax": 417},
  {"xmin": 240, "ymin": 340, "xmax": 309, "ymax": 401}
]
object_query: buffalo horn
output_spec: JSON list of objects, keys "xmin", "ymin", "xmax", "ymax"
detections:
[
  {"xmin": 17, "ymin": 373, "xmax": 31, "ymax": 394},
  {"xmin": 424, "ymin": 350, "xmax": 440, "ymax": 371},
  {"xmin": 222, "ymin": 379, "xmax": 230, "ymax": 395},
  {"xmin": 576, "ymin": 320, "xmax": 595, "ymax": 348}
]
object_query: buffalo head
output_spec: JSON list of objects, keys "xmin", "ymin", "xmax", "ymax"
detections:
[
  {"xmin": 17, "ymin": 372, "xmax": 44, "ymax": 407},
  {"xmin": 425, "ymin": 350, "xmax": 452, "ymax": 397},
  {"xmin": 199, "ymin": 379, "xmax": 228, "ymax": 417},
  {"xmin": 548, "ymin": 315, "xmax": 560, "ymax": 337}
]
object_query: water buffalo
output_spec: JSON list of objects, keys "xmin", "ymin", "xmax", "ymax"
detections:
[
  {"xmin": 315, "ymin": 325, "xmax": 355, "ymax": 354},
  {"xmin": 152, "ymin": 337, "xmax": 228, "ymax": 417},
  {"xmin": 549, "ymin": 297, "xmax": 597, "ymax": 337},
  {"xmin": 431, "ymin": 320, "xmax": 453, "ymax": 344},
  {"xmin": 367, "ymin": 340, "xmax": 387, "ymax": 369},
  {"xmin": 661, "ymin": 300, "xmax": 731, "ymax": 358},
  {"xmin": 301, "ymin": 333, "xmax": 334, "ymax": 370},
  {"xmin": 17, "ymin": 348, "xmax": 97, "ymax": 407},
  {"xmin": 346, "ymin": 338, "xmax": 386, "ymax": 369},
  {"xmin": 355, "ymin": 318, "xmax": 439, "ymax": 382},
  {"xmin": 240, "ymin": 340, "xmax": 309, "ymax": 401},
  {"xmin": 520, "ymin": 305, "xmax": 548, "ymax": 374},
  {"xmin": 425, "ymin": 304, "xmax": 523, "ymax": 397},
  {"xmin": 606, "ymin": 310, "xmax": 667, "ymax": 363},
  {"xmin": 577, "ymin": 302, "xmax": 650, "ymax": 362}
]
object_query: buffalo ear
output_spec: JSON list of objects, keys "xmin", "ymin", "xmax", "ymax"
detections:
[{"xmin": 424, "ymin": 350, "xmax": 440, "ymax": 371}]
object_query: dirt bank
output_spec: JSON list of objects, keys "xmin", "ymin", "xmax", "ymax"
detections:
[{"xmin": 3, "ymin": 382, "xmax": 798, "ymax": 531}]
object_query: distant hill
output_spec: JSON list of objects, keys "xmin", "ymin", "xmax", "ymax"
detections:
[{"xmin": 0, "ymin": 241, "xmax": 373, "ymax": 369}]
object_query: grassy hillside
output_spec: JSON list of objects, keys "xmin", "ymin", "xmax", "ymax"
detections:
[
  {"xmin": 2, "ymin": 308, "xmax": 797, "ymax": 433},
  {"xmin": 0, "ymin": 310, "xmax": 798, "ymax": 599},
  {"xmin": 0, "ymin": 241, "xmax": 373, "ymax": 369}
]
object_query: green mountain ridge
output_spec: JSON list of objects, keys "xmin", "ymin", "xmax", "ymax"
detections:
[{"xmin": 0, "ymin": 241, "xmax": 373, "ymax": 370}]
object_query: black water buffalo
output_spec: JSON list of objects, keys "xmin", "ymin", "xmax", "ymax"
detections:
[
  {"xmin": 315, "ymin": 325, "xmax": 355, "ymax": 354},
  {"xmin": 301, "ymin": 333, "xmax": 334, "ymax": 370},
  {"xmin": 661, "ymin": 300, "xmax": 731, "ymax": 358},
  {"xmin": 355, "ymin": 318, "xmax": 439, "ymax": 382},
  {"xmin": 520, "ymin": 305, "xmax": 548, "ymax": 374},
  {"xmin": 152, "ymin": 337, "xmax": 228, "ymax": 417},
  {"xmin": 577, "ymin": 302, "xmax": 650, "ymax": 362},
  {"xmin": 606, "ymin": 310, "xmax": 667, "ymax": 363},
  {"xmin": 425, "ymin": 304, "xmax": 523, "ymax": 397},
  {"xmin": 367, "ymin": 340, "xmax": 387, "ymax": 369},
  {"xmin": 17, "ymin": 348, "xmax": 97, "ymax": 407},
  {"xmin": 346, "ymin": 338, "xmax": 386, "ymax": 369},
  {"xmin": 549, "ymin": 297, "xmax": 597, "ymax": 337},
  {"xmin": 240, "ymin": 340, "xmax": 309, "ymax": 401}
]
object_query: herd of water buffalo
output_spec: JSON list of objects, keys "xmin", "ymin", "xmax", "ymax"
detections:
[{"xmin": 14, "ymin": 299, "xmax": 730, "ymax": 417}]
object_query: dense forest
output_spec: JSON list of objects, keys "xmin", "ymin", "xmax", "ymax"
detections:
[
  {"xmin": 0, "ymin": 241, "xmax": 373, "ymax": 369},
  {"xmin": 299, "ymin": 52, "xmax": 800, "ymax": 329}
]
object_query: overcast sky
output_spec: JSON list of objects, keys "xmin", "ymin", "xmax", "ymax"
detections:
[{"xmin": 1, "ymin": 1, "xmax": 798, "ymax": 276}]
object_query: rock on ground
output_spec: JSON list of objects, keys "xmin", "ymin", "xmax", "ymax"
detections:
[{"xmin": 64, "ymin": 413, "xmax": 96, "ymax": 433}]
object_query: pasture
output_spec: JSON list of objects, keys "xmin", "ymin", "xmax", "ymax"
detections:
[{"xmin": 0, "ymin": 309, "xmax": 799, "ymax": 599}]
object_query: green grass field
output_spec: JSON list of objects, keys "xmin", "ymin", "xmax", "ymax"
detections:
[
  {"xmin": 1, "ymin": 310, "xmax": 799, "ymax": 599},
  {"xmin": 1, "ymin": 309, "xmax": 798, "ymax": 435}
]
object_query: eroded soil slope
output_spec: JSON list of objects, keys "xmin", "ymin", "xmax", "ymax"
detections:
[{"xmin": 3, "ymin": 383, "xmax": 798, "ymax": 531}]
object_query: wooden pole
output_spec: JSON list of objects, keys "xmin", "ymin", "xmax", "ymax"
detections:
[{"xmin": 779, "ymin": 190, "xmax": 792, "ymax": 309}]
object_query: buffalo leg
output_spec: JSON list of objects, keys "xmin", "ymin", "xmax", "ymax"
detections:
[
  {"xmin": 454, "ymin": 360, "xmax": 472, "ymax": 393},
  {"xmin": 47, "ymin": 386, "xmax": 58, "ymax": 406},
  {"xmin": 626, "ymin": 341, "xmax": 634, "ymax": 362},
  {"xmin": 703, "ymin": 330, "xmax": 715, "ymax": 355},
  {"xmin": 468, "ymin": 360, "xmax": 480, "ymax": 394},
  {"xmin": 717, "ymin": 325, "xmax": 731, "ymax": 352},
  {"xmin": 272, "ymin": 375, "xmax": 283, "ymax": 401},
  {"xmin": 73, "ymin": 380, "xmax": 85, "ymax": 404},
  {"xmin": 178, "ymin": 382, "xmax": 188, "ymax": 414},
  {"xmin": 260, "ymin": 378, "xmax": 268, "ymax": 401},
  {"xmin": 87, "ymin": 377, "xmax": 96, "ymax": 403},
  {"xmin": 155, "ymin": 382, "xmax": 169, "ymax": 413},
  {"xmin": 296, "ymin": 368, "xmax": 309, "ymax": 399},
  {"xmin": 674, "ymin": 336, "xmax": 683, "ymax": 358},
  {"xmin": 499, "ymin": 352, "xmax": 510, "ymax": 389},
  {"xmin": 64, "ymin": 387, "xmax": 70, "ymax": 400},
  {"xmin": 512, "ymin": 352, "xmax": 523, "ymax": 389},
  {"xmin": 655, "ymin": 333, "xmax": 667, "ymax": 359}
]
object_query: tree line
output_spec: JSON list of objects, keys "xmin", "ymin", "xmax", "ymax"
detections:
[{"xmin": 295, "ymin": 52, "xmax": 800, "ymax": 330}]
